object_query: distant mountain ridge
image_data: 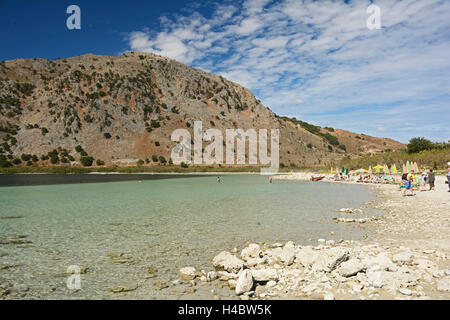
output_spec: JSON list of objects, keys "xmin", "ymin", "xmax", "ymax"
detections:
[{"xmin": 0, "ymin": 52, "xmax": 404, "ymax": 168}]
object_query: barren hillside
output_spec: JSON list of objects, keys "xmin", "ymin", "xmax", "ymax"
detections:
[{"xmin": 0, "ymin": 52, "xmax": 404, "ymax": 168}]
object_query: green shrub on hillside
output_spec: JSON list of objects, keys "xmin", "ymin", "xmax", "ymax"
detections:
[{"xmin": 80, "ymin": 156, "xmax": 94, "ymax": 167}]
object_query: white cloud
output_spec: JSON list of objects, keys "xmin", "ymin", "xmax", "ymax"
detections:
[{"xmin": 126, "ymin": 0, "xmax": 450, "ymax": 142}]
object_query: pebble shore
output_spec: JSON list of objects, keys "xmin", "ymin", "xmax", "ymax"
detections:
[{"xmin": 179, "ymin": 175, "xmax": 450, "ymax": 300}]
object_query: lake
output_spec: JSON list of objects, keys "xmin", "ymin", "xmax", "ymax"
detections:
[{"xmin": 0, "ymin": 174, "xmax": 380, "ymax": 299}]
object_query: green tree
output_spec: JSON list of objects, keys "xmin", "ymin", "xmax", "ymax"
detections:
[
  {"xmin": 407, "ymin": 137, "xmax": 433, "ymax": 154},
  {"xmin": 75, "ymin": 145, "xmax": 83, "ymax": 153},
  {"xmin": 80, "ymin": 156, "xmax": 94, "ymax": 167},
  {"xmin": 158, "ymin": 156, "xmax": 167, "ymax": 164}
]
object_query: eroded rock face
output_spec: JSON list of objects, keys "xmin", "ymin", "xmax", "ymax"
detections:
[
  {"xmin": 213, "ymin": 251, "xmax": 244, "ymax": 273},
  {"xmin": 235, "ymin": 269, "xmax": 253, "ymax": 295}
]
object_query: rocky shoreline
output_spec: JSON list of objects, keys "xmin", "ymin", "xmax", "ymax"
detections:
[{"xmin": 178, "ymin": 176, "xmax": 450, "ymax": 300}]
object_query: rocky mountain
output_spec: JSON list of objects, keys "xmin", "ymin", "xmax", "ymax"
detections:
[{"xmin": 0, "ymin": 52, "xmax": 404, "ymax": 168}]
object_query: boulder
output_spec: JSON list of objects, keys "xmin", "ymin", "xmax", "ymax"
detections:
[
  {"xmin": 250, "ymin": 268, "xmax": 279, "ymax": 282},
  {"xmin": 295, "ymin": 247, "xmax": 320, "ymax": 268},
  {"xmin": 312, "ymin": 247, "xmax": 349, "ymax": 272},
  {"xmin": 280, "ymin": 247, "xmax": 296, "ymax": 266},
  {"xmin": 266, "ymin": 247, "xmax": 296, "ymax": 266},
  {"xmin": 323, "ymin": 293, "xmax": 335, "ymax": 300},
  {"xmin": 363, "ymin": 252, "xmax": 397, "ymax": 271},
  {"xmin": 217, "ymin": 270, "xmax": 238, "ymax": 280},
  {"xmin": 437, "ymin": 277, "xmax": 450, "ymax": 292},
  {"xmin": 206, "ymin": 271, "xmax": 218, "ymax": 281},
  {"xmin": 366, "ymin": 268, "xmax": 420, "ymax": 291},
  {"xmin": 393, "ymin": 252, "xmax": 414, "ymax": 265},
  {"xmin": 241, "ymin": 244, "xmax": 261, "ymax": 261},
  {"xmin": 246, "ymin": 257, "xmax": 267, "ymax": 267},
  {"xmin": 213, "ymin": 251, "xmax": 244, "ymax": 273},
  {"xmin": 179, "ymin": 267, "xmax": 198, "ymax": 280},
  {"xmin": 366, "ymin": 268, "xmax": 383, "ymax": 288},
  {"xmin": 228, "ymin": 279, "xmax": 237, "ymax": 289},
  {"xmin": 399, "ymin": 288, "xmax": 412, "ymax": 296},
  {"xmin": 235, "ymin": 269, "xmax": 253, "ymax": 295},
  {"xmin": 338, "ymin": 259, "xmax": 365, "ymax": 277},
  {"xmin": 415, "ymin": 259, "xmax": 436, "ymax": 272},
  {"xmin": 254, "ymin": 285, "xmax": 267, "ymax": 297}
]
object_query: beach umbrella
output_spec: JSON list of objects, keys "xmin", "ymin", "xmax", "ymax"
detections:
[
  {"xmin": 368, "ymin": 166, "xmax": 372, "ymax": 174},
  {"xmin": 414, "ymin": 162, "xmax": 419, "ymax": 173},
  {"xmin": 391, "ymin": 164, "xmax": 397, "ymax": 175},
  {"xmin": 372, "ymin": 165, "xmax": 384, "ymax": 173},
  {"xmin": 341, "ymin": 166, "xmax": 345, "ymax": 173},
  {"xmin": 356, "ymin": 168, "xmax": 368, "ymax": 173},
  {"xmin": 406, "ymin": 161, "xmax": 410, "ymax": 173},
  {"xmin": 330, "ymin": 167, "xmax": 333, "ymax": 174},
  {"xmin": 346, "ymin": 168, "xmax": 349, "ymax": 175}
]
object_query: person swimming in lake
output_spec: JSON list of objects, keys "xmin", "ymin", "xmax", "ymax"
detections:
[
  {"xmin": 269, "ymin": 176, "xmax": 273, "ymax": 183},
  {"xmin": 217, "ymin": 176, "xmax": 221, "ymax": 183}
]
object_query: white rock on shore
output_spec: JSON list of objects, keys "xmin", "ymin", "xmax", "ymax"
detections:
[
  {"xmin": 338, "ymin": 259, "xmax": 365, "ymax": 277},
  {"xmin": 179, "ymin": 267, "xmax": 198, "ymax": 280},
  {"xmin": 250, "ymin": 268, "xmax": 279, "ymax": 282},
  {"xmin": 181, "ymin": 176, "xmax": 450, "ymax": 300},
  {"xmin": 213, "ymin": 251, "xmax": 244, "ymax": 273},
  {"xmin": 437, "ymin": 277, "xmax": 450, "ymax": 292},
  {"xmin": 235, "ymin": 269, "xmax": 253, "ymax": 295}
]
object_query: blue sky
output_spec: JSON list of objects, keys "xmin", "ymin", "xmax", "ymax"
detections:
[{"xmin": 1, "ymin": 0, "xmax": 449, "ymax": 143}]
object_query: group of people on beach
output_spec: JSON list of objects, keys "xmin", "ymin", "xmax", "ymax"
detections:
[{"xmin": 401, "ymin": 167, "xmax": 450, "ymax": 196}]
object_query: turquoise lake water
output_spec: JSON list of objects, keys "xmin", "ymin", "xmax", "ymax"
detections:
[{"xmin": 0, "ymin": 174, "xmax": 379, "ymax": 299}]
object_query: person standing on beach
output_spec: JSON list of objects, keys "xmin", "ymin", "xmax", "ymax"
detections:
[
  {"xmin": 428, "ymin": 169, "xmax": 435, "ymax": 191},
  {"xmin": 420, "ymin": 169, "xmax": 428, "ymax": 191},
  {"xmin": 447, "ymin": 167, "xmax": 450, "ymax": 192},
  {"xmin": 402, "ymin": 172, "xmax": 414, "ymax": 196}
]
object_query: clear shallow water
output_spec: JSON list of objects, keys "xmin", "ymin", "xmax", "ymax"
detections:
[{"xmin": 0, "ymin": 174, "xmax": 379, "ymax": 299}]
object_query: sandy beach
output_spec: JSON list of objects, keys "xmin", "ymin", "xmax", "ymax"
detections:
[{"xmin": 181, "ymin": 175, "xmax": 450, "ymax": 300}]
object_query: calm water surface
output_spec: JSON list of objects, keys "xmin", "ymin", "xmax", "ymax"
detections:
[{"xmin": 0, "ymin": 174, "xmax": 380, "ymax": 299}]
